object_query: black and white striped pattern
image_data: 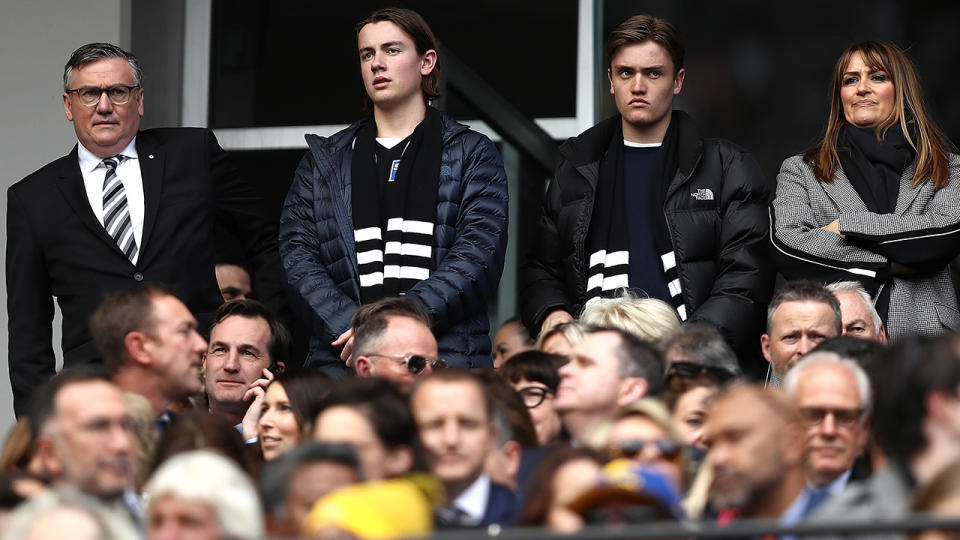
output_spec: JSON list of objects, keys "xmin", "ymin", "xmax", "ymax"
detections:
[
  {"xmin": 660, "ymin": 251, "xmax": 688, "ymax": 321},
  {"xmin": 101, "ymin": 157, "xmax": 137, "ymax": 263},
  {"xmin": 586, "ymin": 249, "xmax": 629, "ymax": 298},
  {"xmin": 585, "ymin": 248, "xmax": 689, "ymax": 320},
  {"xmin": 355, "ymin": 217, "xmax": 433, "ymax": 295}
]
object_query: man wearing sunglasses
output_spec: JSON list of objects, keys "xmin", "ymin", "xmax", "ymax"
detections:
[
  {"xmin": 783, "ymin": 352, "xmax": 870, "ymax": 516},
  {"xmin": 351, "ymin": 297, "xmax": 441, "ymax": 386},
  {"xmin": 7, "ymin": 42, "xmax": 285, "ymax": 417}
]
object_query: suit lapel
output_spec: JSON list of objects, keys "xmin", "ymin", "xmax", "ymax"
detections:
[
  {"xmin": 54, "ymin": 146, "xmax": 131, "ymax": 260},
  {"xmin": 826, "ymin": 167, "xmax": 872, "ymax": 213},
  {"xmin": 137, "ymin": 132, "xmax": 164, "ymax": 257},
  {"xmin": 894, "ymin": 161, "xmax": 924, "ymax": 214}
]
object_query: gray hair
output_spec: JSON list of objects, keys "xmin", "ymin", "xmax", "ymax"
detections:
[
  {"xmin": 663, "ymin": 323, "xmax": 741, "ymax": 375},
  {"xmin": 767, "ymin": 280, "xmax": 842, "ymax": 335},
  {"xmin": 826, "ymin": 281, "xmax": 883, "ymax": 336},
  {"xmin": 63, "ymin": 42, "xmax": 142, "ymax": 92},
  {"xmin": 0, "ymin": 486, "xmax": 139, "ymax": 540},
  {"xmin": 783, "ymin": 351, "xmax": 873, "ymax": 414},
  {"xmin": 145, "ymin": 450, "xmax": 263, "ymax": 539}
]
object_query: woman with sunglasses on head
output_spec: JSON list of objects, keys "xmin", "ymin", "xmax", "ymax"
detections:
[
  {"xmin": 257, "ymin": 370, "xmax": 333, "ymax": 461},
  {"xmin": 772, "ymin": 41, "xmax": 960, "ymax": 338},
  {"xmin": 499, "ymin": 350, "xmax": 567, "ymax": 445}
]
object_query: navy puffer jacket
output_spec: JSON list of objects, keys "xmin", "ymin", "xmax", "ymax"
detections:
[{"xmin": 280, "ymin": 112, "xmax": 508, "ymax": 370}]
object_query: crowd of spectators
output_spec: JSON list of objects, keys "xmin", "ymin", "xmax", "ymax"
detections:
[{"xmin": 3, "ymin": 279, "xmax": 960, "ymax": 539}]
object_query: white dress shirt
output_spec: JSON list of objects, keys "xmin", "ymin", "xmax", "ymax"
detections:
[
  {"xmin": 452, "ymin": 473, "xmax": 491, "ymax": 525},
  {"xmin": 77, "ymin": 138, "xmax": 144, "ymax": 264}
]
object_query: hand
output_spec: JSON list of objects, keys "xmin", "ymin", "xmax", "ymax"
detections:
[
  {"xmin": 822, "ymin": 219, "xmax": 844, "ymax": 237},
  {"xmin": 332, "ymin": 328, "xmax": 355, "ymax": 365},
  {"xmin": 541, "ymin": 309, "xmax": 574, "ymax": 333},
  {"xmin": 240, "ymin": 368, "xmax": 274, "ymax": 441}
]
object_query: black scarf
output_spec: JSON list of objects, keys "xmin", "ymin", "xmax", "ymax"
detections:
[
  {"xmin": 837, "ymin": 124, "xmax": 914, "ymax": 214},
  {"xmin": 351, "ymin": 106, "xmax": 442, "ymax": 303},
  {"xmin": 584, "ymin": 114, "xmax": 687, "ymax": 317}
]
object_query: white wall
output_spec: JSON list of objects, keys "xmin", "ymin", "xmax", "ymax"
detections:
[{"xmin": 0, "ymin": 0, "xmax": 128, "ymax": 432}]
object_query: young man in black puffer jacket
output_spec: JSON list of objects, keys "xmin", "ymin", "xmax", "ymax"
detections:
[{"xmin": 522, "ymin": 14, "xmax": 773, "ymax": 377}]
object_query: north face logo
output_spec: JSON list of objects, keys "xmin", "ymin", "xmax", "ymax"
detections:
[{"xmin": 691, "ymin": 188, "xmax": 714, "ymax": 201}]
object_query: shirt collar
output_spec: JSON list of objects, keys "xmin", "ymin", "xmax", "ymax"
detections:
[
  {"xmin": 823, "ymin": 468, "xmax": 852, "ymax": 495},
  {"xmin": 452, "ymin": 474, "xmax": 491, "ymax": 523},
  {"xmin": 77, "ymin": 137, "xmax": 139, "ymax": 173}
]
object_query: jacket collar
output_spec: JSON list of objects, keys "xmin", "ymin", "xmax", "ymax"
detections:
[
  {"xmin": 135, "ymin": 130, "xmax": 164, "ymax": 260},
  {"xmin": 560, "ymin": 110, "xmax": 704, "ymax": 179}
]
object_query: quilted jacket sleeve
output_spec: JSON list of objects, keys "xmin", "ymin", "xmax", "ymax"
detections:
[
  {"xmin": 686, "ymin": 144, "xmax": 774, "ymax": 348},
  {"xmin": 519, "ymin": 159, "xmax": 575, "ymax": 333},
  {"xmin": 279, "ymin": 151, "xmax": 360, "ymax": 343},
  {"xmin": 771, "ymin": 155, "xmax": 891, "ymax": 287},
  {"xmin": 405, "ymin": 134, "xmax": 508, "ymax": 334}
]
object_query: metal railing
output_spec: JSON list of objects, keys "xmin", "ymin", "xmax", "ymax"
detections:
[{"xmin": 419, "ymin": 515, "xmax": 960, "ymax": 539}]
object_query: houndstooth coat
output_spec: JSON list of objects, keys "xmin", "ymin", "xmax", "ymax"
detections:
[{"xmin": 770, "ymin": 153, "xmax": 960, "ymax": 340}]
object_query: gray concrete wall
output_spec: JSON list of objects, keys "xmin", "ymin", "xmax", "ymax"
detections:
[{"xmin": 0, "ymin": 0, "xmax": 128, "ymax": 433}]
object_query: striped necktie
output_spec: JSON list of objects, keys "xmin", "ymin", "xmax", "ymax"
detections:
[{"xmin": 102, "ymin": 157, "xmax": 138, "ymax": 262}]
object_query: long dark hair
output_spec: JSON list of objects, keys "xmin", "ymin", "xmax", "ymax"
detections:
[
  {"xmin": 269, "ymin": 370, "xmax": 333, "ymax": 437},
  {"xmin": 804, "ymin": 41, "xmax": 952, "ymax": 189}
]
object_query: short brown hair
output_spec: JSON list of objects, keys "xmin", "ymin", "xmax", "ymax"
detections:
[
  {"xmin": 209, "ymin": 299, "xmax": 290, "ymax": 369},
  {"xmin": 90, "ymin": 284, "xmax": 175, "ymax": 373},
  {"xmin": 356, "ymin": 8, "xmax": 442, "ymax": 107},
  {"xmin": 606, "ymin": 14, "xmax": 685, "ymax": 74},
  {"xmin": 350, "ymin": 297, "xmax": 432, "ymax": 363}
]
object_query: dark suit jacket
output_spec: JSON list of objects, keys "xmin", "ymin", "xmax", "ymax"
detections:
[
  {"xmin": 482, "ymin": 482, "xmax": 518, "ymax": 528},
  {"xmin": 6, "ymin": 128, "xmax": 284, "ymax": 415}
]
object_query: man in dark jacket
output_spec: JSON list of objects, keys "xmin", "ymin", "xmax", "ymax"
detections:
[
  {"xmin": 521, "ymin": 14, "xmax": 772, "ymax": 374},
  {"xmin": 279, "ymin": 8, "xmax": 507, "ymax": 373}
]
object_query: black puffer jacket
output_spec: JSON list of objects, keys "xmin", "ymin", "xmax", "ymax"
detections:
[{"xmin": 521, "ymin": 111, "xmax": 773, "ymax": 357}]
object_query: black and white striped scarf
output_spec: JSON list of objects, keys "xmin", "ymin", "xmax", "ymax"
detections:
[
  {"xmin": 351, "ymin": 107, "xmax": 441, "ymax": 304},
  {"xmin": 584, "ymin": 116, "xmax": 689, "ymax": 320}
]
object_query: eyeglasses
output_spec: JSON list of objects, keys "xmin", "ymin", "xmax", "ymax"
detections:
[
  {"xmin": 367, "ymin": 353, "xmax": 446, "ymax": 375},
  {"xmin": 665, "ymin": 361, "xmax": 736, "ymax": 384},
  {"xmin": 517, "ymin": 386, "xmax": 556, "ymax": 408},
  {"xmin": 610, "ymin": 438, "xmax": 682, "ymax": 461},
  {"xmin": 66, "ymin": 84, "xmax": 140, "ymax": 106},
  {"xmin": 798, "ymin": 407, "xmax": 864, "ymax": 428}
]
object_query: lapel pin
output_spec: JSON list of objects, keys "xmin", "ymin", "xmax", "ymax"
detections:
[{"xmin": 148, "ymin": 154, "xmax": 155, "ymax": 159}]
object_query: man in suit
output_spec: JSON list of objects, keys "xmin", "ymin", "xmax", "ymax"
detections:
[
  {"xmin": 7, "ymin": 43, "xmax": 284, "ymax": 416},
  {"xmin": 89, "ymin": 284, "xmax": 207, "ymax": 428},
  {"xmin": 783, "ymin": 352, "xmax": 871, "ymax": 516},
  {"xmin": 410, "ymin": 370, "xmax": 517, "ymax": 529}
]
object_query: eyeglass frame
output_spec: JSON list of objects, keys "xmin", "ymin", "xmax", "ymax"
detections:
[
  {"xmin": 65, "ymin": 84, "xmax": 141, "ymax": 106},
  {"xmin": 517, "ymin": 386, "xmax": 556, "ymax": 408},
  {"xmin": 798, "ymin": 406, "xmax": 865, "ymax": 428},
  {"xmin": 365, "ymin": 353, "xmax": 446, "ymax": 375}
]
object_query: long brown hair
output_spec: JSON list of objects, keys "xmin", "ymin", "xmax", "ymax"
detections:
[
  {"xmin": 356, "ymin": 8, "xmax": 441, "ymax": 108},
  {"xmin": 804, "ymin": 41, "xmax": 952, "ymax": 189}
]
